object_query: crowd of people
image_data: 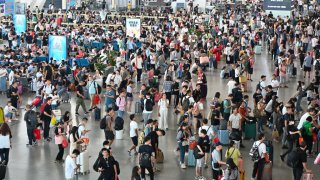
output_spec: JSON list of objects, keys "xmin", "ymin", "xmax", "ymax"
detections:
[{"xmin": 0, "ymin": 0, "xmax": 320, "ymax": 180}]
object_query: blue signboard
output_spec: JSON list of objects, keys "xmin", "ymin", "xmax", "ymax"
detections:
[
  {"xmin": 67, "ymin": 0, "xmax": 76, "ymax": 10},
  {"xmin": 49, "ymin": 36, "xmax": 67, "ymax": 63},
  {"xmin": 5, "ymin": 0, "xmax": 14, "ymax": 16},
  {"xmin": 13, "ymin": 14, "xmax": 26, "ymax": 35}
]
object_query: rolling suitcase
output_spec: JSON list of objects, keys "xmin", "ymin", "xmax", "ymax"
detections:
[
  {"xmin": 218, "ymin": 130, "xmax": 229, "ymax": 145},
  {"xmin": 135, "ymin": 101, "xmax": 142, "ymax": 114},
  {"xmin": 261, "ymin": 162, "xmax": 272, "ymax": 180},
  {"xmin": 188, "ymin": 149, "xmax": 196, "ymax": 167},
  {"xmin": 254, "ymin": 45, "xmax": 262, "ymax": 55},
  {"xmin": 0, "ymin": 162, "xmax": 6, "ymax": 179},
  {"xmin": 292, "ymin": 67, "xmax": 297, "ymax": 76},
  {"xmin": 77, "ymin": 150, "xmax": 90, "ymax": 175},
  {"xmin": 264, "ymin": 140, "xmax": 274, "ymax": 163},
  {"xmin": 94, "ymin": 108, "xmax": 101, "ymax": 121},
  {"xmin": 115, "ymin": 130, "xmax": 123, "ymax": 140},
  {"xmin": 245, "ymin": 119, "xmax": 257, "ymax": 140}
]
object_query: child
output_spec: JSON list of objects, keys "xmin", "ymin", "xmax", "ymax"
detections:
[
  {"xmin": 220, "ymin": 66, "xmax": 226, "ymax": 79},
  {"xmin": 4, "ymin": 101, "xmax": 17, "ymax": 122}
]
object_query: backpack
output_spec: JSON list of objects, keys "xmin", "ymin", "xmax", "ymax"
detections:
[
  {"xmin": 114, "ymin": 160, "xmax": 120, "ymax": 174},
  {"xmin": 249, "ymin": 142, "xmax": 262, "ymax": 162},
  {"xmin": 145, "ymin": 99, "xmax": 153, "ymax": 111},
  {"xmin": 92, "ymin": 81, "xmax": 102, "ymax": 94},
  {"xmin": 138, "ymin": 131, "xmax": 145, "ymax": 144},
  {"xmin": 139, "ymin": 151, "xmax": 152, "ymax": 167},
  {"xmin": 100, "ymin": 116, "xmax": 108, "ymax": 129},
  {"xmin": 27, "ymin": 110, "xmax": 37, "ymax": 128},
  {"xmin": 286, "ymin": 150, "xmax": 299, "ymax": 168},
  {"xmin": 114, "ymin": 97, "xmax": 121, "ymax": 111},
  {"xmin": 182, "ymin": 97, "xmax": 190, "ymax": 112},
  {"xmin": 256, "ymin": 81, "xmax": 262, "ymax": 91},
  {"xmin": 40, "ymin": 101, "xmax": 47, "ymax": 114}
]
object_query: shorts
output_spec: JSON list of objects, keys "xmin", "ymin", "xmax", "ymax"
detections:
[
  {"xmin": 131, "ymin": 136, "xmax": 138, "ymax": 146},
  {"xmin": 304, "ymin": 66, "xmax": 311, "ymax": 72},
  {"xmin": 104, "ymin": 130, "xmax": 115, "ymax": 141},
  {"xmin": 5, "ymin": 112, "xmax": 12, "ymax": 118},
  {"xmin": 196, "ymin": 158, "xmax": 204, "ymax": 167}
]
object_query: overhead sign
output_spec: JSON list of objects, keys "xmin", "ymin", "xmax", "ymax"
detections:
[
  {"xmin": 15, "ymin": 2, "xmax": 25, "ymax": 14},
  {"xmin": 263, "ymin": 0, "xmax": 292, "ymax": 11},
  {"xmin": 126, "ymin": 18, "xmax": 141, "ymax": 39},
  {"xmin": 5, "ymin": 0, "xmax": 14, "ymax": 16},
  {"xmin": 13, "ymin": 14, "xmax": 26, "ymax": 35},
  {"xmin": 49, "ymin": 36, "xmax": 67, "ymax": 63}
]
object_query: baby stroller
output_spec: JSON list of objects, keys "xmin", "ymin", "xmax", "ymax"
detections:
[{"xmin": 221, "ymin": 158, "xmax": 239, "ymax": 180}]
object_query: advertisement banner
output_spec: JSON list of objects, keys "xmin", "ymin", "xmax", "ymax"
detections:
[
  {"xmin": 0, "ymin": 3, "xmax": 5, "ymax": 16},
  {"xmin": 13, "ymin": 14, "xmax": 26, "ymax": 35},
  {"xmin": 15, "ymin": 2, "xmax": 25, "ymax": 14},
  {"xmin": 126, "ymin": 18, "xmax": 141, "ymax": 39},
  {"xmin": 67, "ymin": 0, "xmax": 76, "ymax": 10},
  {"xmin": 263, "ymin": 0, "xmax": 292, "ymax": 11},
  {"xmin": 49, "ymin": 36, "xmax": 67, "ymax": 63},
  {"xmin": 5, "ymin": 0, "xmax": 14, "ymax": 16}
]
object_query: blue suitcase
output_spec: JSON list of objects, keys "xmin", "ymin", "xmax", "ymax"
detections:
[
  {"xmin": 218, "ymin": 130, "xmax": 229, "ymax": 145},
  {"xmin": 94, "ymin": 108, "xmax": 101, "ymax": 121},
  {"xmin": 188, "ymin": 149, "xmax": 196, "ymax": 167}
]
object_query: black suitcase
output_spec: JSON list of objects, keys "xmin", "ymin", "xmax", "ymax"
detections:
[
  {"xmin": 292, "ymin": 67, "xmax": 297, "ymax": 76},
  {"xmin": 94, "ymin": 108, "xmax": 101, "ymax": 121},
  {"xmin": 0, "ymin": 163, "xmax": 6, "ymax": 179}
]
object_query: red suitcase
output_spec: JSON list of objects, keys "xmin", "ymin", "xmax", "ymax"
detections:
[
  {"xmin": 33, "ymin": 129, "xmax": 41, "ymax": 140},
  {"xmin": 32, "ymin": 97, "xmax": 42, "ymax": 106}
]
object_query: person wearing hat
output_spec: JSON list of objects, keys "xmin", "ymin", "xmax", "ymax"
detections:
[{"xmin": 211, "ymin": 141, "xmax": 226, "ymax": 180}]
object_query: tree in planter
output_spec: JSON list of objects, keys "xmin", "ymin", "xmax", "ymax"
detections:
[{"xmin": 94, "ymin": 50, "xmax": 117, "ymax": 72}]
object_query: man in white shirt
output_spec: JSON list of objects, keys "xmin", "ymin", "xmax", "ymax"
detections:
[
  {"xmin": 270, "ymin": 74, "xmax": 279, "ymax": 95},
  {"xmin": 78, "ymin": 118, "xmax": 90, "ymax": 138},
  {"xmin": 297, "ymin": 108, "xmax": 317, "ymax": 129},
  {"xmin": 227, "ymin": 78, "xmax": 236, "ymax": 95},
  {"xmin": 229, "ymin": 108, "xmax": 241, "ymax": 130},
  {"xmin": 259, "ymin": 75, "xmax": 267, "ymax": 97},
  {"xmin": 65, "ymin": 149, "xmax": 80, "ymax": 180},
  {"xmin": 250, "ymin": 133, "xmax": 267, "ymax": 180},
  {"xmin": 128, "ymin": 114, "xmax": 138, "ymax": 156}
]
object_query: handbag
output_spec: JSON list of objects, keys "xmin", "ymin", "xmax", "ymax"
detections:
[
  {"xmin": 50, "ymin": 116, "xmax": 57, "ymax": 126},
  {"xmin": 239, "ymin": 75, "xmax": 247, "ymax": 83},
  {"xmin": 314, "ymin": 153, "xmax": 320, "ymax": 165},
  {"xmin": 93, "ymin": 95, "xmax": 100, "ymax": 105},
  {"xmin": 272, "ymin": 130, "xmax": 279, "ymax": 139},
  {"xmin": 62, "ymin": 137, "xmax": 68, "ymax": 148}
]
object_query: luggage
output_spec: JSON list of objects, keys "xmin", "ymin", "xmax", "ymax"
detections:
[
  {"xmin": 264, "ymin": 140, "xmax": 274, "ymax": 162},
  {"xmin": 94, "ymin": 108, "xmax": 101, "ymax": 121},
  {"xmin": 34, "ymin": 129, "xmax": 41, "ymax": 140},
  {"xmin": 292, "ymin": 67, "xmax": 297, "ymax": 76},
  {"xmin": 156, "ymin": 149, "xmax": 164, "ymax": 163},
  {"xmin": 254, "ymin": 45, "xmax": 262, "ymax": 55},
  {"xmin": 61, "ymin": 92, "xmax": 71, "ymax": 102},
  {"xmin": 219, "ymin": 119, "xmax": 228, "ymax": 130},
  {"xmin": 135, "ymin": 101, "xmax": 142, "ymax": 114},
  {"xmin": 83, "ymin": 87, "xmax": 90, "ymax": 100},
  {"xmin": 187, "ymin": 149, "xmax": 196, "ymax": 166},
  {"xmin": 261, "ymin": 162, "xmax": 272, "ymax": 180},
  {"xmin": 245, "ymin": 120, "xmax": 257, "ymax": 140},
  {"xmin": 0, "ymin": 162, "xmax": 6, "ymax": 179},
  {"xmin": 239, "ymin": 170, "xmax": 245, "ymax": 180},
  {"xmin": 32, "ymin": 97, "xmax": 42, "ymax": 107},
  {"xmin": 76, "ymin": 150, "xmax": 90, "ymax": 174},
  {"xmin": 238, "ymin": 158, "xmax": 244, "ymax": 172},
  {"xmin": 115, "ymin": 130, "xmax": 123, "ymax": 140},
  {"xmin": 0, "ymin": 108, "xmax": 4, "ymax": 124},
  {"xmin": 302, "ymin": 172, "xmax": 314, "ymax": 180},
  {"xmin": 218, "ymin": 130, "xmax": 229, "ymax": 145}
]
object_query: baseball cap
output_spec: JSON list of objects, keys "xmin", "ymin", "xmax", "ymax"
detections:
[{"xmin": 216, "ymin": 142, "xmax": 223, "ymax": 146}]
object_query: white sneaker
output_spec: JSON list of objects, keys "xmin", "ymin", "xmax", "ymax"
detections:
[{"xmin": 181, "ymin": 163, "xmax": 186, "ymax": 169}]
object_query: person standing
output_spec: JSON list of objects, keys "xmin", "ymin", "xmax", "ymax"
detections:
[
  {"xmin": 104, "ymin": 108, "xmax": 115, "ymax": 145},
  {"xmin": 8, "ymin": 81, "xmax": 19, "ymax": 109},
  {"xmin": 195, "ymin": 129, "xmax": 209, "ymax": 178},
  {"xmin": 65, "ymin": 149, "xmax": 80, "ymax": 180},
  {"xmin": 116, "ymin": 90, "xmax": 126, "ymax": 119},
  {"xmin": 162, "ymin": 76, "xmax": 173, "ymax": 104},
  {"xmin": 128, "ymin": 114, "xmax": 139, "ymax": 156},
  {"xmin": 250, "ymin": 133, "xmax": 267, "ymax": 180},
  {"xmin": 88, "ymin": 76, "xmax": 99, "ymax": 111},
  {"xmin": 138, "ymin": 136, "xmax": 155, "ymax": 180},
  {"xmin": 143, "ymin": 93, "xmax": 154, "ymax": 125},
  {"xmin": 42, "ymin": 97, "xmax": 53, "ymax": 142},
  {"xmin": 280, "ymin": 119, "xmax": 300, "ymax": 161},
  {"xmin": 96, "ymin": 148, "xmax": 118, "ymax": 180},
  {"xmin": 291, "ymin": 141, "xmax": 312, "ymax": 180},
  {"xmin": 176, "ymin": 123, "xmax": 190, "ymax": 169},
  {"xmin": 75, "ymin": 80, "xmax": 89, "ymax": 116},
  {"xmin": 303, "ymin": 52, "xmax": 312, "ymax": 78},
  {"xmin": 54, "ymin": 122, "xmax": 65, "ymax": 163},
  {"xmin": 212, "ymin": 142, "xmax": 226, "ymax": 180},
  {"xmin": 24, "ymin": 105, "xmax": 37, "ymax": 146},
  {"xmin": 158, "ymin": 93, "xmax": 169, "ymax": 130},
  {"xmin": 0, "ymin": 123, "xmax": 12, "ymax": 165},
  {"xmin": 104, "ymin": 85, "xmax": 116, "ymax": 109}
]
